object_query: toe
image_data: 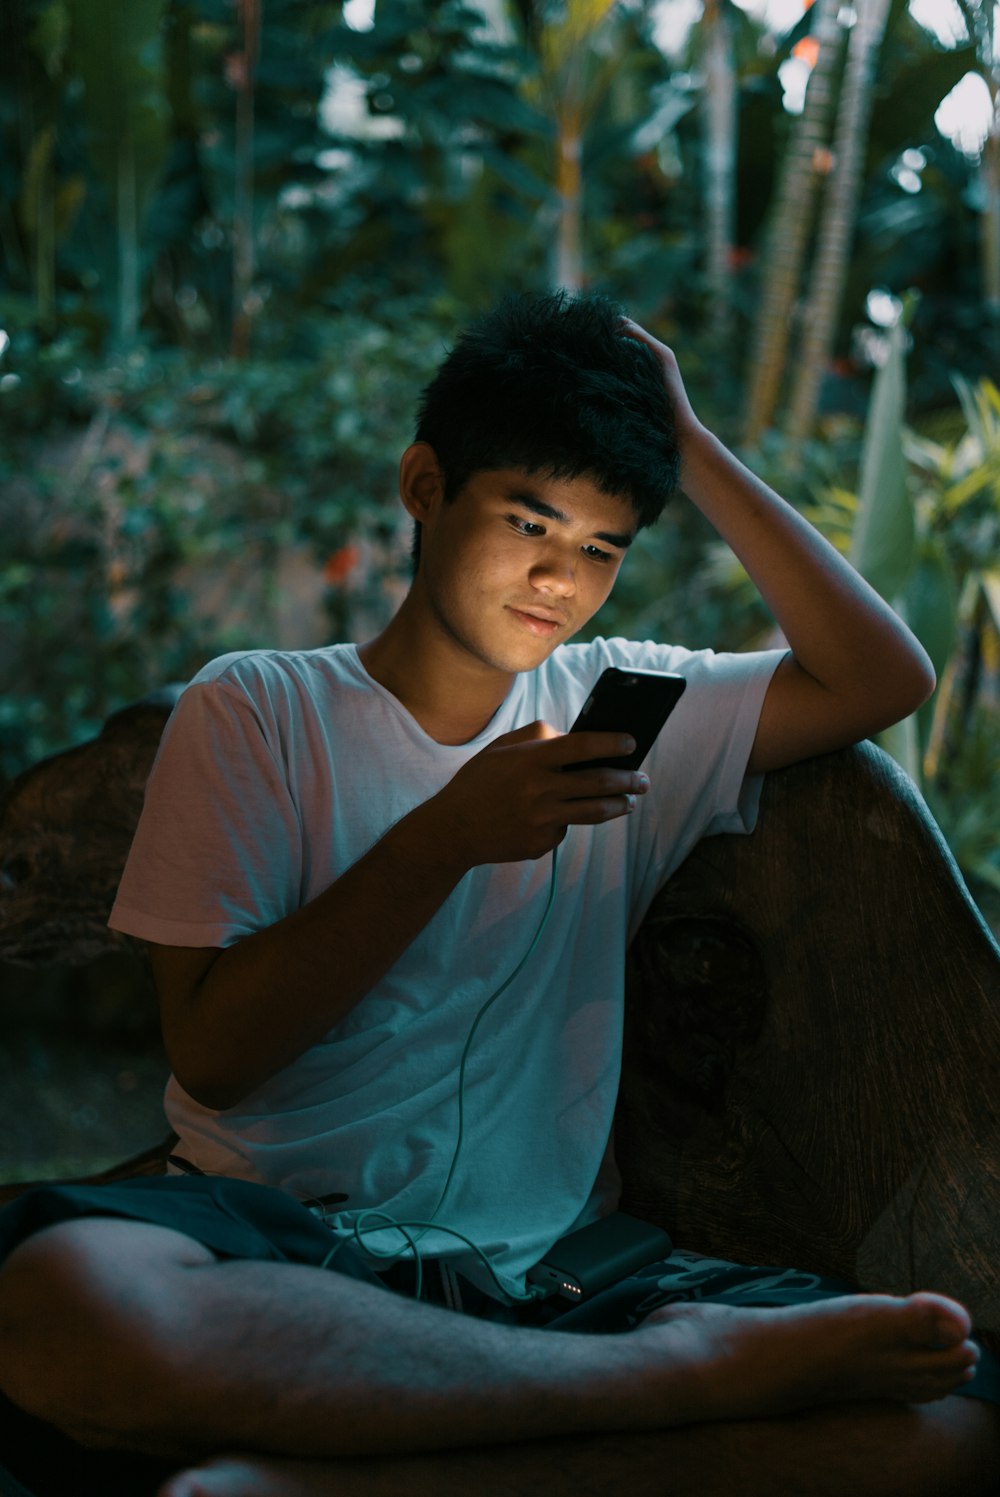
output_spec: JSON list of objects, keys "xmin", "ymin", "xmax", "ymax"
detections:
[
  {"xmin": 156, "ymin": 1478, "xmax": 199, "ymax": 1497},
  {"xmin": 904, "ymin": 1292, "xmax": 972, "ymax": 1348}
]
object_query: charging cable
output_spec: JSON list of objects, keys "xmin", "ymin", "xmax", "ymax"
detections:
[{"xmin": 319, "ymin": 845, "xmax": 561, "ymax": 1303}]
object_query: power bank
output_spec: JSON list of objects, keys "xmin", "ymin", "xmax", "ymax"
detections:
[{"xmin": 526, "ymin": 1212, "xmax": 673, "ymax": 1301}]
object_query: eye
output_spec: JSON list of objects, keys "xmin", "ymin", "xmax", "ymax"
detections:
[
  {"xmin": 506, "ymin": 515, "xmax": 545, "ymax": 537},
  {"xmin": 582, "ymin": 544, "xmax": 613, "ymax": 563}
]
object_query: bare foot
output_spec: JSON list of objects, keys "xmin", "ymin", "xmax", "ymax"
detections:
[
  {"xmin": 157, "ymin": 1456, "xmax": 330, "ymax": 1497},
  {"xmin": 633, "ymin": 1290, "xmax": 978, "ymax": 1423}
]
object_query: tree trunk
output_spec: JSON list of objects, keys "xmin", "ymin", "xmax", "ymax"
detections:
[
  {"xmin": 23, "ymin": 126, "xmax": 56, "ymax": 332},
  {"xmin": 117, "ymin": 127, "xmax": 139, "ymax": 343},
  {"xmin": 553, "ymin": 99, "xmax": 584, "ymax": 290},
  {"xmin": 71, "ymin": 0, "xmax": 168, "ymax": 347},
  {"xmin": 742, "ymin": 0, "xmax": 845, "ymax": 444},
  {"xmin": 957, "ymin": 0, "xmax": 1000, "ymax": 337},
  {"xmin": 702, "ymin": 0, "xmax": 736, "ymax": 348},
  {"xmin": 786, "ymin": 0, "xmax": 893, "ymax": 446},
  {"xmin": 231, "ymin": 0, "xmax": 260, "ymax": 358},
  {"xmin": 537, "ymin": 0, "xmax": 618, "ymax": 292},
  {"xmin": 981, "ymin": 87, "xmax": 1000, "ymax": 338}
]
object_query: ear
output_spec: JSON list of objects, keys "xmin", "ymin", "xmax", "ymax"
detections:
[{"xmin": 399, "ymin": 443, "xmax": 444, "ymax": 522}]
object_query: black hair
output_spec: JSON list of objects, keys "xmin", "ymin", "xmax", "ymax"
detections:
[{"xmin": 410, "ymin": 290, "xmax": 680, "ymax": 565}]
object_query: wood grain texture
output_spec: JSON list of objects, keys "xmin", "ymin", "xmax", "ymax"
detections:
[
  {"xmin": 0, "ymin": 688, "xmax": 182, "ymax": 966},
  {"xmin": 618, "ymin": 741, "xmax": 1000, "ymax": 1344}
]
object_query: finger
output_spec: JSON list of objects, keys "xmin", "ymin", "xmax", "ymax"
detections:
[
  {"xmin": 559, "ymin": 795, "xmax": 639, "ymax": 826},
  {"xmin": 560, "ymin": 767, "xmax": 649, "ymax": 800},
  {"xmin": 492, "ymin": 719, "xmax": 561, "ymax": 747},
  {"xmin": 619, "ymin": 317, "xmax": 661, "ymax": 351},
  {"xmin": 551, "ymin": 731, "xmax": 637, "ymax": 767}
]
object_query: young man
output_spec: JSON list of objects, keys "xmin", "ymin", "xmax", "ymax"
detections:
[{"xmin": 0, "ymin": 293, "xmax": 997, "ymax": 1497}]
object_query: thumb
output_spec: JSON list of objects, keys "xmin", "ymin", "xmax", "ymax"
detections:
[{"xmin": 490, "ymin": 719, "xmax": 562, "ymax": 747}]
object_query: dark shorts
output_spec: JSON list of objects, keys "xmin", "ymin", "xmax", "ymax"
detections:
[{"xmin": 1, "ymin": 1176, "xmax": 997, "ymax": 1497}]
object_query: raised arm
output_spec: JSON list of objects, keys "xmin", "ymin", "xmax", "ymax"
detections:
[{"xmin": 621, "ymin": 319, "xmax": 935, "ymax": 775}]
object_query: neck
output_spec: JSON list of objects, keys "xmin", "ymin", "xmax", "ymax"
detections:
[{"xmin": 357, "ymin": 602, "xmax": 513, "ymax": 746}]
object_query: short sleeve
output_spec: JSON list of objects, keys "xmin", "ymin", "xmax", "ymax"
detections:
[{"xmin": 108, "ymin": 678, "xmax": 303, "ymax": 948}]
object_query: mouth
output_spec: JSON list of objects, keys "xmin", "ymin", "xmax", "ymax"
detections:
[{"xmin": 507, "ymin": 606, "xmax": 566, "ymax": 637}]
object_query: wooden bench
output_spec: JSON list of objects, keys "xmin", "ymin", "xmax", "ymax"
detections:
[{"xmin": 2, "ymin": 693, "xmax": 999, "ymax": 1363}]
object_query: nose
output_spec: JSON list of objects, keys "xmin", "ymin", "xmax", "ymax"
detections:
[{"xmin": 529, "ymin": 545, "xmax": 576, "ymax": 597}]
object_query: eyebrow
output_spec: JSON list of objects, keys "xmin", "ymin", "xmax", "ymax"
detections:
[{"xmin": 508, "ymin": 490, "xmax": 635, "ymax": 550}]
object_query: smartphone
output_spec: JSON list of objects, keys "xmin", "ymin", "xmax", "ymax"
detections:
[{"xmin": 566, "ymin": 667, "xmax": 686, "ymax": 772}]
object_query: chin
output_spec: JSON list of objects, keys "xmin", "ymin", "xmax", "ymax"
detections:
[
  {"xmin": 474, "ymin": 639, "xmax": 556, "ymax": 676},
  {"xmin": 511, "ymin": 637, "xmax": 567, "ymax": 673}
]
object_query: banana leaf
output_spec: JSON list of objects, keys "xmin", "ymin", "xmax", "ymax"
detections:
[{"xmin": 849, "ymin": 319, "xmax": 916, "ymax": 601}]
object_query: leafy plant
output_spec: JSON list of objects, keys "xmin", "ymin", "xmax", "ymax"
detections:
[
  {"xmin": 0, "ymin": 299, "xmax": 451, "ymax": 780},
  {"xmin": 673, "ymin": 321, "xmax": 1000, "ymax": 899},
  {"xmin": 814, "ymin": 344, "xmax": 999, "ymax": 892}
]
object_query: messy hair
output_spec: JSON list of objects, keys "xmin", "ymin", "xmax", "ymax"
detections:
[{"xmin": 410, "ymin": 290, "xmax": 681, "ymax": 564}]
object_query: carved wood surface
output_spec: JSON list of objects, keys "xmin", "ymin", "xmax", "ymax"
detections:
[
  {"xmin": 0, "ymin": 688, "xmax": 181, "ymax": 966},
  {"xmin": 0, "ymin": 1135, "xmax": 177, "ymax": 1209},
  {"xmin": 617, "ymin": 742, "xmax": 1000, "ymax": 1346}
]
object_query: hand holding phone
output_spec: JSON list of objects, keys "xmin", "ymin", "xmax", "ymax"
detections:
[
  {"xmin": 566, "ymin": 668, "xmax": 686, "ymax": 772},
  {"xmin": 428, "ymin": 672, "xmax": 685, "ymax": 868}
]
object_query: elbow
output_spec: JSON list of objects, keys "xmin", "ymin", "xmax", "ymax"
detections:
[
  {"xmin": 167, "ymin": 1049, "xmax": 253, "ymax": 1113},
  {"xmin": 904, "ymin": 650, "xmax": 937, "ymax": 714},
  {"xmin": 920, "ymin": 657, "xmax": 937, "ymax": 704},
  {"xmin": 181, "ymin": 1079, "xmax": 245, "ymax": 1113},
  {"xmin": 874, "ymin": 653, "xmax": 936, "ymax": 734}
]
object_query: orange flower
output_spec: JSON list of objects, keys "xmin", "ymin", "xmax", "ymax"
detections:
[
  {"xmin": 323, "ymin": 544, "xmax": 361, "ymax": 585},
  {"xmin": 793, "ymin": 36, "xmax": 820, "ymax": 69}
]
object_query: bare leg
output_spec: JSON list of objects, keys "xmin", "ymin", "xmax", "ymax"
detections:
[
  {"xmin": 156, "ymin": 1399, "xmax": 1000, "ymax": 1497},
  {"xmin": 0, "ymin": 1217, "xmax": 980, "ymax": 1465}
]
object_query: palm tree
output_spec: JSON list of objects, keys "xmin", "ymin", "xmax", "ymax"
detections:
[
  {"xmin": 701, "ymin": 0, "xmax": 737, "ymax": 348},
  {"xmin": 524, "ymin": 0, "xmax": 619, "ymax": 290},
  {"xmin": 957, "ymin": 0, "xmax": 1000, "ymax": 330},
  {"xmin": 742, "ymin": 0, "xmax": 845, "ymax": 444},
  {"xmin": 786, "ymin": 0, "xmax": 893, "ymax": 445},
  {"xmin": 231, "ymin": 0, "xmax": 261, "ymax": 357}
]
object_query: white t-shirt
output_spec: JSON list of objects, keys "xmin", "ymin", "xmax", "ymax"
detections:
[{"xmin": 110, "ymin": 637, "xmax": 783, "ymax": 1299}]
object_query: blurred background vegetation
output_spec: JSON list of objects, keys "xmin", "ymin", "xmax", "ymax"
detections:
[{"xmin": 1, "ymin": 0, "xmax": 999, "ymax": 1177}]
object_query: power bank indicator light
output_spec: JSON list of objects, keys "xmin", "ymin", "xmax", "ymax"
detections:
[{"xmin": 526, "ymin": 1213, "xmax": 673, "ymax": 1303}]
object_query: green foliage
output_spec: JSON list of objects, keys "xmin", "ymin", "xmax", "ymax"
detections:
[
  {"xmin": 267, "ymin": 0, "xmax": 551, "ymax": 307},
  {"xmin": 71, "ymin": 0, "xmax": 171, "ymax": 342},
  {"xmin": 925, "ymin": 708, "xmax": 1000, "ymax": 900},
  {"xmin": 822, "ymin": 365, "xmax": 1000, "ymax": 885},
  {"xmin": 654, "ymin": 343, "xmax": 1000, "ymax": 895},
  {"xmin": 0, "ymin": 0, "xmax": 347, "ymax": 352},
  {"xmin": 0, "ymin": 0, "xmax": 997, "ymax": 918},
  {"xmin": 0, "ymin": 299, "xmax": 451, "ymax": 778},
  {"xmin": 850, "ymin": 320, "xmax": 915, "ymax": 601}
]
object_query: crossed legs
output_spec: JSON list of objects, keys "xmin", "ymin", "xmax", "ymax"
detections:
[
  {"xmin": 156, "ymin": 1402, "xmax": 1000, "ymax": 1497},
  {"xmin": 0, "ymin": 1216, "xmax": 996, "ymax": 1496}
]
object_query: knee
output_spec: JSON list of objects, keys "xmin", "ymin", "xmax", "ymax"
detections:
[{"xmin": 0, "ymin": 1216, "xmax": 212, "ymax": 1436}]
